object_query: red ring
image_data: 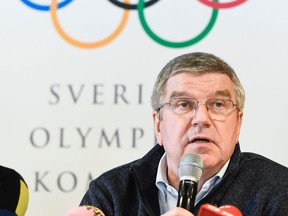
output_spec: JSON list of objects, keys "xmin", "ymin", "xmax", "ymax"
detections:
[{"xmin": 199, "ymin": 0, "xmax": 246, "ymax": 9}]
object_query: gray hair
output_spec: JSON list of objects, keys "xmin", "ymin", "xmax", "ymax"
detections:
[{"xmin": 151, "ymin": 52, "xmax": 245, "ymax": 112}]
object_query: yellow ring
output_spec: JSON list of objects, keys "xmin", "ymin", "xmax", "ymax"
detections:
[{"xmin": 51, "ymin": 0, "xmax": 130, "ymax": 49}]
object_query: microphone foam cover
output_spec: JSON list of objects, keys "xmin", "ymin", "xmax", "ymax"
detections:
[
  {"xmin": 179, "ymin": 153, "xmax": 203, "ymax": 182},
  {"xmin": 199, "ymin": 203, "xmax": 243, "ymax": 216},
  {"xmin": 65, "ymin": 205, "xmax": 105, "ymax": 216}
]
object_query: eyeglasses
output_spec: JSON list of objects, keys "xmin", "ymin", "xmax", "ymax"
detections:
[{"xmin": 157, "ymin": 98, "xmax": 238, "ymax": 120}]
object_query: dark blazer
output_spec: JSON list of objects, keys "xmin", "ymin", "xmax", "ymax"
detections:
[{"xmin": 81, "ymin": 143, "xmax": 288, "ymax": 216}]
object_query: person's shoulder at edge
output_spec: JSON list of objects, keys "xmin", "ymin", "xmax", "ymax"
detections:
[
  {"xmin": 240, "ymin": 152, "xmax": 288, "ymax": 177},
  {"xmin": 0, "ymin": 165, "xmax": 29, "ymax": 216}
]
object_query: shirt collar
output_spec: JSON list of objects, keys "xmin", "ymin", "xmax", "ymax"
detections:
[
  {"xmin": 155, "ymin": 153, "xmax": 230, "ymax": 193},
  {"xmin": 156, "ymin": 153, "xmax": 170, "ymax": 192}
]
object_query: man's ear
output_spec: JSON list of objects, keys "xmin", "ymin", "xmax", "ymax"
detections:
[{"xmin": 152, "ymin": 111, "xmax": 162, "ymax": 145}]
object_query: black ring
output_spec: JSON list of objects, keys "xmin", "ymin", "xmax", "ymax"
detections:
[{"xmin": 108, "ymin": 0, "xmax": 160, "ymax": 10}]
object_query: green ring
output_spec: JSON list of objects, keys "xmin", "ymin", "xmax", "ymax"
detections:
[{"xmin": 137, "ymin": 0, "xmax": 219, "ymax": 48}]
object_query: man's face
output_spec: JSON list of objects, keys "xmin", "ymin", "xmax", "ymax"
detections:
[{"xmin": 153, "ymin": 72, "xmax": 243, "ymax": 182}]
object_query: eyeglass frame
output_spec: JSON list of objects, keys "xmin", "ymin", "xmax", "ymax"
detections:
[{"xmin": 156, "ymin": 97, "xmax": 239, "ymax": 118}]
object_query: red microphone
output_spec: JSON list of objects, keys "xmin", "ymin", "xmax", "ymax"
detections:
[
  {"xmin": 198, "ymin": 203, "xmax": 242, "ymax": 216},
  {"xmin": 64, "ymin": 205, "xmax": 105, "ymax": 216}
]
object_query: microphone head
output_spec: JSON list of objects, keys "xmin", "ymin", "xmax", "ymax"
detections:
[
  {"xmin": 65, "ymin": 205, "xmax": 105, "ymax": 216},
  {"xmin": 179, "ymin": 153, "xmax": 203, "ymax": 182}
]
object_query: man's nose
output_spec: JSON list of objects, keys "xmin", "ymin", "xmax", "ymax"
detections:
[{"xmin": 191, "ymin": 103, "xmax": 211, "ymax": 127}]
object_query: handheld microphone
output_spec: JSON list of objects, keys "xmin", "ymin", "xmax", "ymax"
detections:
[
  {"xmin": 176, "ymin": 153, "xmax": 203, "ymax": 212},
  {"xmin": 198, "ymin": 203, "xmax": 243, "ymax": 216},
  {"xmin": 64, "ymin": 205, "xmax": 105, "ymax": 216}
]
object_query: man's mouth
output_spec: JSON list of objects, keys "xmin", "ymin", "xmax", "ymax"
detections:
[{"xmin": 191, "ymin": 138, "xmax": 211, "ymax": 143}]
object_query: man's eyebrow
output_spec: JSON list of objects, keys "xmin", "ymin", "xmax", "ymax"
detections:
[
  {"xmin": 169, "ymin": 91, "xmax": 191, "ymax": 99},
  {"xmin": 169, "ymin": 90, "xmax": 232, "ymax": 99},
  {"xmin": 214, "ymin": 90, "xmax": 232, "ymax": 98}
]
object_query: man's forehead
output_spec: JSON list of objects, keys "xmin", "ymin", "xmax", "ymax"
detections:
[{"xmin": 165, "ymin": 73, "xmax": 235, "ymax": 98}]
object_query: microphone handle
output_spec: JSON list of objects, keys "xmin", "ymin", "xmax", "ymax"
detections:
[{"xmin": 177, "ymin": 179, "xmax": 198, "ymax": 212}]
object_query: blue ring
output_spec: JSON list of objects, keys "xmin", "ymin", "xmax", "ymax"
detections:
[{"xmin": 20, "ymin": 0, "xmax": 73, "ymax": 11}]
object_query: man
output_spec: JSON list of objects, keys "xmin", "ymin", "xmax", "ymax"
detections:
[{"xmin": 80, "ymin": 52, "xmax": 288, "ymax": 215}]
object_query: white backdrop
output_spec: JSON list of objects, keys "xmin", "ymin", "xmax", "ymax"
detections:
[{"xmin": 0, "ymin": 0, "xmax": 288, "ymax": 215}]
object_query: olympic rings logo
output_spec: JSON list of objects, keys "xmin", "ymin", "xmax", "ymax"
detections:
[{"xmin": 20, "ymin": 0, "xmax": 246, "ymax": 49}]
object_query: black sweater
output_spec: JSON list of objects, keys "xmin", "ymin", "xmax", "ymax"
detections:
[{"xmin": 80, "ymin": 144, "xmax": 288, "ymax": 216}]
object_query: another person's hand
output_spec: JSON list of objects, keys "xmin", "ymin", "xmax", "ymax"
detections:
[{"xmin": 161, "ymin": 207, "xmax": 194, "ymax": 216}]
